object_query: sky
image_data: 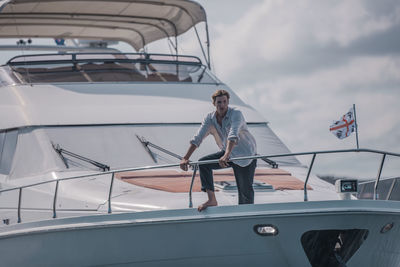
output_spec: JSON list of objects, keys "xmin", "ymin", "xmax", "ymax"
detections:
[
  {"xmin": 184, "ymin": 0, "xmax": 400, "ymax": 179},
  {"xmin": 1, "ymin": 0, "xmax": 399, "ymax": 178}
]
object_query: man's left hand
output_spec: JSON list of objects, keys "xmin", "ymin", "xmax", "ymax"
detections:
[{"xmin": 219, "ymin": 155, "xmax": 229, "ymax": 168}]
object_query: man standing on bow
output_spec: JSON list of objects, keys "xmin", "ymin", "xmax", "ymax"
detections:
[{"xmin": 180, "ymin": 89, "xmax": 257, "ymax": 211}]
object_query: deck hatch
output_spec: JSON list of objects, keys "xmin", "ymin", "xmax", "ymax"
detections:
[{"xmin": 214, "ymin": 180, "xmax": 274, "ymax": 192}]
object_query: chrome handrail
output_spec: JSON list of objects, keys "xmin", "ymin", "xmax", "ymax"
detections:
[{"xmin": 0, "ymin": 148, "xmax": 399, "ymax": 223}]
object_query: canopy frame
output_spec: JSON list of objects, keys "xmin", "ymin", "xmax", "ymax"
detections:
[{"xmin": 0, "ymin": 0, "xmax": 212, "ymax": 68}]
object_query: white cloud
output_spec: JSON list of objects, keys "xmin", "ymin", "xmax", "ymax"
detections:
[
  {"xmin": 210, "ymin": 0, "xmax": 400, "ymax": 80},
  {"xmin": 311, "ymin": 1, "xmax": 395, "ymax": 46}
]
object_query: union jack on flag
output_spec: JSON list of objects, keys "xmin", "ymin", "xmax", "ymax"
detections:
[{"xmin": 329, "ymin": 107, "xmax": 355, "ymax": 139}]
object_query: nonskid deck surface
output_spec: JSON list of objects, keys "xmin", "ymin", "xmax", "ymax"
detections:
[{"xmin": 117, "ymin": 168, "xmax": 311, "ymax": 192}]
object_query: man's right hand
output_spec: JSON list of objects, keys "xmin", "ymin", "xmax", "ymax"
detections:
[{"xmin": 180, "ymin": 158, "xmax": 190, "ymax": 171}]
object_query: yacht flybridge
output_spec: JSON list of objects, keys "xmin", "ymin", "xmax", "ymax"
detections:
[{"xmin": 0, "ymin": 1, "xmax": 399, "ymax": 266}]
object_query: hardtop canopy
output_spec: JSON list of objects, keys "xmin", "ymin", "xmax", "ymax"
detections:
[{"xmin": 0, "ymin": 0, "xmax": 207, "ymax": 51}]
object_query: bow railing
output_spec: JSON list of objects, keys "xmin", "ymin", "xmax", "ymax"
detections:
[{"xmin": 0, "ymin": 148, "xmax": 399, "ymax": 224}]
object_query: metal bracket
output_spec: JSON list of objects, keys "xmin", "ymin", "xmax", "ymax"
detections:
[
  {"xmin": 52, "ymin": 143, "xmax": 110, "ymax": 171},
  {"xmin": 260, "ymin": 156, "xmax": 278, "ymax": 169}
]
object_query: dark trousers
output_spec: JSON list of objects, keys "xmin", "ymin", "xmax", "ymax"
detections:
[{"xmin": 199, "ymin": 151, "xmax": 257, "ymax": 204}]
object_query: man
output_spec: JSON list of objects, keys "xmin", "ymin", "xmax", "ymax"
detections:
[{"xmin": 180, "ymin": 89, "xmax": 257, "ymax": 211}]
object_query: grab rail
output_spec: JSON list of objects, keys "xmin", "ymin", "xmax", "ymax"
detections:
[{"xmin": 0, "ymin": 148, "xmax": 399, "ymax": 223}]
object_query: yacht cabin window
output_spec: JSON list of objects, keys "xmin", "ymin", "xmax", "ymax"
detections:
[{"xmin": 6, "ymin": 53, "xmax": 218, "ymax": 84}]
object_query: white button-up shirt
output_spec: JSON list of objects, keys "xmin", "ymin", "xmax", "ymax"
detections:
[{"xmin": 190, "ymin": 107, "xmax": 257, "ymax": 167}]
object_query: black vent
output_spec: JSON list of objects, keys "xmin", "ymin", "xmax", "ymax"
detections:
[{"xmin": 301, "ymin": 229, "xmax": 369, "ymax": 267}]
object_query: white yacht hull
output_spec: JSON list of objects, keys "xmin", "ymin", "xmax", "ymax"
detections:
[{"xmin": 0, "ymin": 200, "xmax": 399, "ymax": 267}]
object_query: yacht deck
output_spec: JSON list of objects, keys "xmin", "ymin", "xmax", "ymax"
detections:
[{"xmin": 117, "ymin": 168, "xmax": 311, "ymax": 193}]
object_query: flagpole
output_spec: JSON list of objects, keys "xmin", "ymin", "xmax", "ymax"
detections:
[{"xmin": 353, "ymin": 104, "xmax": 360, "ymax": 149}]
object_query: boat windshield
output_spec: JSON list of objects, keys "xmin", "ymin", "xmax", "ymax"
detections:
[{"xmin": 6, "ymin": 53, "xmax": 218, "ymax": 84}]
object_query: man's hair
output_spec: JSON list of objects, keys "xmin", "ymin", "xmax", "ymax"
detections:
[{"xmin": 211, "ymin": 89, "xmax": 230, "ymax": 104}]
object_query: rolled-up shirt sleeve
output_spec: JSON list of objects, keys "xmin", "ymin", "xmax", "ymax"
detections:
[
  {"xmin": 190, "ymin": 114, "xmax": 211, "ymax": 147},
  {"xmin": 227, "ymin": 110, "xmax": 244, "ymax": 144}
]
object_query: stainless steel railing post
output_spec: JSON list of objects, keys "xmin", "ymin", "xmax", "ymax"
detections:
[
  {"xmin": 387, "ymin": 178, "xmax": 397, "ymax": 200},
  {"xmin": 108, "ymin": 172, "xmax": 115, "ymax": 214},
  {"xmin": 53, "ymin": 180, "xmax": 59, "ymax": 218},
  {"xmin": 189, "ymin": 164, "xmax": 198, "ymax": 208},
  {"xmin": 374, "ymin": 153, "xmax": 386, "ymax": 200},
  {"xmin": 304, "ymin": 153, "xmax": 316, "ymax": 202},
  {"xmin": 17, "ymin": 188, "xmax": 22, "ymax": 223}
]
